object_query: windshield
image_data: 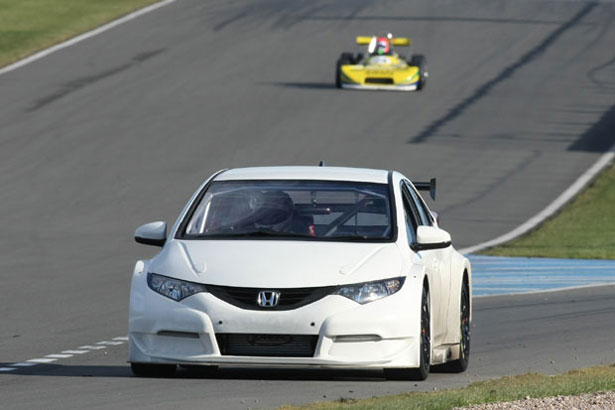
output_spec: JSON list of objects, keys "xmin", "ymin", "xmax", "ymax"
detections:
[{"xmin": 180, "ymin": 180, "xmax": 393, "ymax": 241}]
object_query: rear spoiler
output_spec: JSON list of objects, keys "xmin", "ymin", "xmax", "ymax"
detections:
[
  {"xmin": 356, "ymin": 36, "xmax": 411, "ymax": 46},
  {"xmin": 392, "ymin": 37, "xmax": 410, "ymax": 46},
  {"xmin": 412, "ymin": 178, "xmax": 436, "ymax": 200}
]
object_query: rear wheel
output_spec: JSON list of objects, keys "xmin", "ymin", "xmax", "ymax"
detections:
[
  {"xmin": 447, "ymin": 280, "xmax": 470, "ymax": 372},
  {"xmin": 130, "ymin": 362, "xmax": 176, "ymax": 378},
  {"xmin": 384, "ymin": 286, "xmax": 431, "ymax": 381},
  {"xmin": 409, "ymin": 55, "xmax": 427, "ymax": 90},
  {"xmin": 335, "ymin": 52, "xmax": 354, "ymax": 88}
]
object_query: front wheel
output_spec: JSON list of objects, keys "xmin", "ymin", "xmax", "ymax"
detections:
[
  {"xmin": 335, "ymin": 52, "xmax": 354, "ymax": 88},
  {"xmin": 409, "ymin": 54, "xmax": 427, "ymax": 90},
  {"xmin": 384, "ymin": 286, "xmax": 431, "ymax": 381}
]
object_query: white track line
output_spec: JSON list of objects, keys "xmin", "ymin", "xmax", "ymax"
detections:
[
  {"xmin": 1, "ymin": 336, "xmax": 129, "ymax": 373},
  {"xmin": 97, "ymin": 341, "xmax": 124, "ymax": 346},
  {"xmin": 0, "ymin": 0, "xmax": 177, "ymax": 77},
  {"xmin": 45, "ymin": 354, "xmax": 73, "ymax": 359},
  {"xmin": 460, "ymin": 145, "xmax": 615, "ymax": 255},
  {"xmin": 27, "ymin": 358, "xmax": 58, "ymax": 364}
]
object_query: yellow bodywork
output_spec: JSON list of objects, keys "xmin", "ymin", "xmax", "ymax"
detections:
[
  {"xmin": 356, "ymin": 36, "xmax": 411, "ymax": 46},
  {"xmin": 340, "ymin": 54, "xmax": 420, "ymax": 88},
  {"xmin": 392, "ymin": 37, "xmax": 410, "ymax": 46}
]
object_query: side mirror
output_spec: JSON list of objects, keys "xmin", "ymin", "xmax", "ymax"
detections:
[
  {"xmin": 411, "ymin": 225, "xmax": 451, "ymax": 251},
  {"xmin": 135, "ymin": 221, "xmax": 167, "ymax": 247}
]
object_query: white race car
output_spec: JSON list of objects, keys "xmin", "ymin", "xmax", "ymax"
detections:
[{"xmin": 129, "ymin": 166, "xmax": 472, "ymax": 380}]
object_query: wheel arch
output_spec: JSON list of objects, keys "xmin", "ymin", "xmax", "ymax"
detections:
[
  {"xmin": 443, "ymin": 253, "xmax": 472, "ymax": 344},
  {"xmin": 462, "ymin": 257, "xmax": 472, "ymax": 323}
]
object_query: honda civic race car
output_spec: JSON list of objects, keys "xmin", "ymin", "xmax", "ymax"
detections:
[
  {"xmin": 336, "ymin": 34, "xmax": 428, "ymax": 91},
  {"xmin": 129, "ymin": 166, "xmax": 471, "ymax": 380}
]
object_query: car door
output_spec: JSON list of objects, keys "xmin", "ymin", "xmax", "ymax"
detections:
[
  {"xmin": 401, "ymin": 184, "xmax": 442, "ymax": 322},
  {"xmin": 403, "ymin": 181, "xmax": 452, "ymax": 345}
]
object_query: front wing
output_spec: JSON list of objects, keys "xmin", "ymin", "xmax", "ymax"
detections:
[{"xmin": 339, "ymin": 64, "xmax": 421, "ymax": 91}]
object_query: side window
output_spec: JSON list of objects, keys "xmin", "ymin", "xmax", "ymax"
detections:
[
  {"xmin": 405, "ymin": 181, "xmax": 432, "ymax": 226},
  {"xmin": 401, "ymin": 185, "xmax": 420, "ymax": 244}
]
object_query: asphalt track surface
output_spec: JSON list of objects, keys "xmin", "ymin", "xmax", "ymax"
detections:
[{"xmin": 0, "ymin": 0, "xmax": 614, "ymax": 408}]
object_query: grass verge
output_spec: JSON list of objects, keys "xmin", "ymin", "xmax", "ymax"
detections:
[
  {"xmin": 481, "ymin": 163, "xmax": 615, "ymax": 259},
  {"xmin": 280, "ymin": 364, "xmax": 615, "ymax": 410},
  {"xmin": 0, "ymin": 0, "xmax": 162, "ymax": 68}
]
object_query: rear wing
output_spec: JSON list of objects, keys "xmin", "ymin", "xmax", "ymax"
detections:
[
  {"xmin": 412, "ymin": 178, "xmax": 436, "ymax": 200},
  {"xmin": 392, "ymin": 37, "xmax": 410, "ymax": 46},
  {"xmin": 356, "ymin": 36, "xmax": 411, "ymax": 46}
]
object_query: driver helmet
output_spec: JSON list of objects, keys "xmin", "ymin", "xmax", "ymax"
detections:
[
  {"xmin": 375, "ymin": 37, "xmax": 391, "ymax": 55},
  {"xmin": 253, "ymin": 190, "xmax": 294, "ymax": 232}
]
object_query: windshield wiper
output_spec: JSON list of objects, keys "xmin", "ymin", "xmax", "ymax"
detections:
[
  {"xmin": 322, "ymin": 235, "xmax": 370, "ymax": 241},
  {"xmin": 199, "ymin": 229, "xmax": 313, "ymax": 239},
  {"xmin": 192, "ymin": 230, "xmax": 382, "ymax": 241}
]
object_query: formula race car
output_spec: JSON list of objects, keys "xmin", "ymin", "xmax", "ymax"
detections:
[{"xmin": 336, "ymin": 34, "xmax": 428, "ymax": 91}]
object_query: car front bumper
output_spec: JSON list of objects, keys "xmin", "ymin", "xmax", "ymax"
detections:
[
  {"xmin": 129, "ymin": 268, "xmax": 423, "ymax": 369},
  {"xmin": 341, "ymin": 83, "xmax": 418, "ymax": 91}
]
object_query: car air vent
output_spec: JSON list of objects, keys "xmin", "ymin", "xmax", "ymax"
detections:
[
  {"xmin": 157, "ymin": 330, "xmax": 200, "ymax": 339},
  {"xmin": 206, "ymin": 284, "xmax": 337, "ymax": 311},
  {"xmin": 216, "ymin": 334, "xmax": 318, "ymax": 357},
  {"xmin": 365, "ymin": 78, "xmax": 394, "ymax": 84}
]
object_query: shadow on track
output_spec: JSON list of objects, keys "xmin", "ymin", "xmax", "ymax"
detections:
[
  {"xmin": 307, "ymin": 15, "xmax": 568, "ymax": 26},
  {"xmin": 568, "ymin": 105, "xmax": 615, "ymax": 152},
  {"xmin": 408, "ymin": 3, "xmax": 597, "ymax": 144},
  {"xmin": 266, "ymin": 82, "xmax": 337, "ymax": 90},
  {"xmin": 0, "ymin": 363, "xmax": 131, "ymax": 378},
  {"xmin": 267, "ymin": 82, "xmax": 403, "ymax": 93},
  {"xmin": 28, "ymin": 48, "xmax": 165, "ymax": 112},
  {"xmin": 181, "ymin": 367, "xmax": 386, "ymax": 381},
  {"xmin": 0, "ymin": 363, "xmax": 387, "ymax": 381}
]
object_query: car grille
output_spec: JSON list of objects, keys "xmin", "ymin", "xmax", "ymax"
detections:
[
  {"xmin": 365, "ymin": 77, "xmax": 394, "ymax": 85},
  {"xmin": 216, "ymin": 334, "xmax": 318, "ymax": 357},
  {"xmin": 206, "ymin": 284, "xmax": 337, "ymax": 311}
]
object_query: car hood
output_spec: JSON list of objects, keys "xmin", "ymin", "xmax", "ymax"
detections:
[{"xmin": 148, "ymin": 240, "xmax": 403, "ymax": 288}]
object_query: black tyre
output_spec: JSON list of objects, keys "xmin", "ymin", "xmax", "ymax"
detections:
[
  {"xmin": 335, "ymin": 52, "xmax": 354, "ymax": 88},
  {"xmin": 130, "ymin": 362, "xmax": 176, "ymax": 378},
  {"xmin": 384, "ymin": 286, "xmax": 431, "ymax": 381},
  {"xmin": 409, "ymin": 54, "xmax": 427, "ymax": 90},
  {"xmin": 446, "ymin": 280, "xmax": 470, "ymax": 372}
]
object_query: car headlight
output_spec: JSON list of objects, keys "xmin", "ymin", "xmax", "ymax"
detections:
[
  {"xmin": 147, "ymin": 272, "xmax": 207, "ymax": 301},
  {"xmin": 334, "ymin": 277, "xmax": 405, "ymax": 305}
]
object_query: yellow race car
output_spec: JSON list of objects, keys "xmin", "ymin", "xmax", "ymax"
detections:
[{"xmin": 336, "ymin": 34, "xmax": 427, "ymax": 91}]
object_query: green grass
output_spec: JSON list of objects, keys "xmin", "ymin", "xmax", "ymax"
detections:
[
  {"xmin": 0, "ymin": 0, "xmax": 161, "ymax": 68},
  {"xmin": 482, "ymin": 164, "xmax": 615, "ymax": 259},
  {"xmin": 280, "ymin": 364, "xmax": 615, "ymax": 410}
]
